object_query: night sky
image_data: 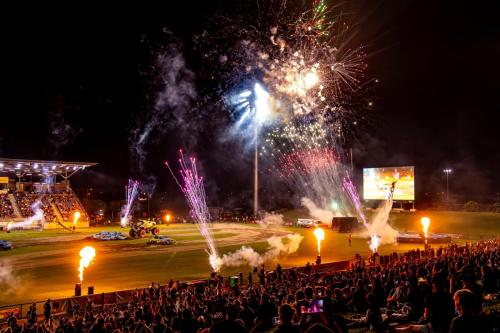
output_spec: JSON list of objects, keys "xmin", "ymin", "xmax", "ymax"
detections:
[{"xmin": 1, "ymin": 1, "xmax": 499, "ymax": 208}]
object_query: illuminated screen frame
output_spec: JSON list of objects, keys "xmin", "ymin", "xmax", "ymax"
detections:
[{"xmin": 363, "ymin": 166, "xmax": 415, "ymax": 201}]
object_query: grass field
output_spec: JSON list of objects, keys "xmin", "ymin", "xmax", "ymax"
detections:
[{"xmin": 0, "ymin": 210, "xmax": 499, "ymax": 306}]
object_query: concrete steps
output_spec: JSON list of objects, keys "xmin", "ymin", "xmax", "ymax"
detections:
[
  {"xmin": 8, "ymin": 193, "xmax": 22, "ymax": 218},
  {"xmin": 50, "ymin": 201, "xmax": 64, "ymax": 223}
]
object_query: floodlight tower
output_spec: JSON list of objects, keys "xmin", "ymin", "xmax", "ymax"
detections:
[
  {"xmin": 252, "ymin": 83, "xmax": 272, "ymax": 217},
  {"xmin": 443, "ymin": 168, "xmax": 453, "ymax": 202}
]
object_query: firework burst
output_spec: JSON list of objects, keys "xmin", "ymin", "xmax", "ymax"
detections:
[
  {"xmin": 260, "ymin": 120, "xmax": 358, "ymax": 219},
  {"xmin": 196, "ymin": 0, "xmax": 370, "ymax": 135}
]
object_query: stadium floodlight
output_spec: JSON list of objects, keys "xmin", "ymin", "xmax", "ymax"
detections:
[{"xmin": 443, "ymin": 168, "xmax": 453, "ymax": 202}]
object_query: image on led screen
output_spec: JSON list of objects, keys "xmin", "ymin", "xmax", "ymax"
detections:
[{"xmin": 363, "ymin": 166, "xmax": 415, "ymax": 201}]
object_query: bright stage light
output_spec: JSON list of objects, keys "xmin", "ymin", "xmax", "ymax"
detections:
[{"xmin": 254, "ymin": 83, "xmax": 273, "ymax": 124}]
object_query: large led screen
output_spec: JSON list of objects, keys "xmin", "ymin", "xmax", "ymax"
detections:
[{"xmin": 363, "ymin": 166, "xmax": 415, "ymax": 201}]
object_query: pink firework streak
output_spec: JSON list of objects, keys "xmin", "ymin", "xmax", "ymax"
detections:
[
  {"xmin": 120, "ymin": 179, "xmax": 139, "ymax": 227},
  {"xmin": 342, "ymin": 175, "xmax": 368, "ymax": 227},
  {"xmin": 276, "ymin": 148, "xmax": 337, "ymax": 180},
  {"xmin": 166, "ymin": 150, "xmax": 220, "ymax": 271}
]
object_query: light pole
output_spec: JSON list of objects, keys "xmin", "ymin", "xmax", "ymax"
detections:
[
  {"xmin": 254, "ymin": 123, "xmax": 259, "ymax": 217},
  {"xmin": 443, "ymin": 168, "xmax": 452, "ymax": 202},
  {"xmin": 252, "ymin": 83, "xmax": 272, "ymax": 217},
  {"xmin": 233, "ymin": 83, "xmax": 272, "ymax": 217}
]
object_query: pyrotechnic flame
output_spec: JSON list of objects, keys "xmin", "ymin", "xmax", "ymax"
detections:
[
  {"xmin": 73, "ymin": 211, "xmax": 81, "ymax": 227},
  {"xmin": 78, "ymin": 246, "xmax": 96, "ymax": 283},
  {"xmin": 421, "ymin": 217, "xmax": 430, "ymax": 239},
  {"xmin": 209, "ymin": 252, "xmax": 222, "ymax": 272},
  {"xmin": 313, "ymin": 227, "xmax": 325, "ymax": 255},
  {"xmin": 369, "ymin": 234, "xmax": 380, "ymax": 253}
]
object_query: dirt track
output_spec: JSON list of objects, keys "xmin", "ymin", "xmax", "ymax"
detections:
[{"xmin": 2, "ymin": 224, "xmax": 293, "ymax": 279}]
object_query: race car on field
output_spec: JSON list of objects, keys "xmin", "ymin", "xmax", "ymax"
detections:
[
  {"xmin": 88, "ymin": 231, "xmax": 127, "ymax": 241},
  {"xmin": 147, "ymin": 235, "xmax": 176, "ymax": 245},
  {"xmin": 129, "ymin": 219, "xmax": 160, "ymax": 238},
  {"xmin": 0, "ymin": 240, "xmax": 12, "ymax": 250}
]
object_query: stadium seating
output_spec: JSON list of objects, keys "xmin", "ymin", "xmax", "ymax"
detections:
[
  {"xmin": 52, "ymin": 191, "xmax": 87, "ymax": 221},
  {"xmin": 13, "ymin": 191, "xmax": 86, "ymax": 222},
  {"xmin": 0, "ymin": 193, "xmax": 14, "ymax": 218}
]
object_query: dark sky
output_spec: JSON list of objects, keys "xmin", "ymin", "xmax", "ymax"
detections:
[{"xmin": 1, "ymin": 1, "xmax": 499, "ymax": 207}]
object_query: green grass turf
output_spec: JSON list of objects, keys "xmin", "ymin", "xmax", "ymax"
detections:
[
  {"xmin": 0, "ymin": 211, "xmax": 499, "ymax": 306},
  {"xmin": 282, "ymin": 209, "xmax": 500, "ymax": 239},
  {"xmin": 0, "ymin": 224, "xmax": 218, "ymax": 241}
]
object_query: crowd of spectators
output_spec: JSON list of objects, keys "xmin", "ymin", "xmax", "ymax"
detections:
[
  {"xmin": 14, "ymin": 192, "xmax": 56, "ymax": 221},
  {"xmin": 53, "ymin": 192, "xmax": 86, "ymax": 221},
  {"xmin": 15, "ymin": 192, "xmax": 36, "ymax": 217},
  {"xmin": 9, "ymin": 190, "xmax": 85, "ymax": 222},
  {"xmin": 40, "ymin": 196, "xmax": 56, "ymax": 222},
  {"xmin": 0, "ymin": 193, "xmax": 14, "ymax": 218},
  {"xmin": 2, "ymin": 239, "xmax": 499, "ymax": 333}
]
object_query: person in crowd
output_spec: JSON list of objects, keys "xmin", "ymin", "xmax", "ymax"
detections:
[
  {"xmin": 449, "ymin": 289, "xmax": 484, "ymax": 333},
  {"xmin": 274, "ymin": 304, "xmax": 299, "ymax": 333},
  {"xmin": 210, "ymin": 304, "xmax": 247, "ymax": 333},
  {"xmin": 423, "ymin": 274, "xmax": 455, "ymax": 333},
  {"xmin": 43, "ymin": 300, "xmax": 52, "ymax": 323},
  {"xmin": 365, "ymin": 293, "xmax": 383, "ymax": 332},
  {"xmin": 238, "ymin": 298, "xmax": 255, "ymax": 331},
  {"xmin": 1, "ymin": 239, "xmax": 498, "ymax": 333}
]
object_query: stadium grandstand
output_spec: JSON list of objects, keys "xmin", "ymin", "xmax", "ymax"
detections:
[{"xmin": 0, "ymin": 158, "xmax": 96, "ymax": 229}]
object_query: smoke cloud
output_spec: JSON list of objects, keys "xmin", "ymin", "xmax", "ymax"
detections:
[
  {"xmin": 0, "ymin": 259, "xmax": 23, "ymax": 296},
  {"xmin": 130, "ymin": 32, "xmax": 196, "ymax": 196},
  {"xmin": 258, "ymin": 212, "xmax": 285, "ymax": 227},
  {"xmin": 301, "ymin": 197, "xmax": 334, "ymax": 223},
  {"xmin": 48, "ymin": 96, "xmax": 82, "ymax": 158},
  {"xmin": 361, "ymin": 196, "xmax": 399, "ymax": 244},
  {"xmin": 8, "ymin": 200, "xmax": 45, "ymax": 231},
  {"xmin": 218, "ymin": 233, "xmax": 303, "ymax": 268}
]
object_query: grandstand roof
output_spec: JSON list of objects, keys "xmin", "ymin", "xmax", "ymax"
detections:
[{"xmin": 0, "ymin": 158, "xmax": 97, "ymax": 178}]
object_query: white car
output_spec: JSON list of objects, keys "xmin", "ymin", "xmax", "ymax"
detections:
[
  {"xmin": 147, "ymin": 235, "xmax": 176, "ymax": 245},
  {"xmin": 297, "ymin": 219, "xmax": 321, "ymax": 228}
]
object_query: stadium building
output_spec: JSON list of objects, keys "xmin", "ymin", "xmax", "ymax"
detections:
[{"xmin": 0, "ymin": 158, "xmax": 96, "ymax": 229}]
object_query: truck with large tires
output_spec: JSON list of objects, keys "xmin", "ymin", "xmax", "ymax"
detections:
[{"xmin": 129, "ymin": 219, "xmax": 160, "ymax": 238}]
